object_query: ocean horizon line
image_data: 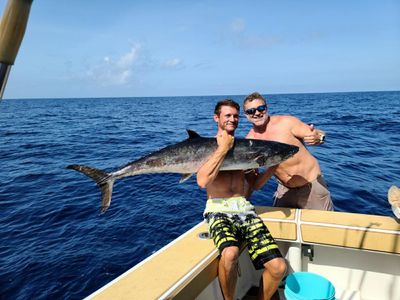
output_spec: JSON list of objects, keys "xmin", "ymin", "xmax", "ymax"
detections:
[{"xmin": 2, "ymin": 89, "xmax": 399, "ymax": 101}]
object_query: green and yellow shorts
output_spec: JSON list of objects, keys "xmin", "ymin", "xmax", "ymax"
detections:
[{"xmin": 205, "ymin": 212, "xmax": 282, "ymax": 270}]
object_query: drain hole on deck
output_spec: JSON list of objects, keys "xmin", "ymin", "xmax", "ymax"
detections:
[{"xmin": 198, "ymin": 232, "xmax": 210, "ymax": 239}]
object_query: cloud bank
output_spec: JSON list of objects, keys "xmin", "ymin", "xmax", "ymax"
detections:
[
  {"xmin": 85, "ymin": 45, "xmax": 140, "ymax": 86},
  {"xmin": 84, "ymin": 44, "xmax": 184, "ymax": 86}
]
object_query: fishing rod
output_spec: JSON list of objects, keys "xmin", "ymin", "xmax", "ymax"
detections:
[{"xmin": 0, "ymin": 0, "xmax": 33, "ymax": 99}]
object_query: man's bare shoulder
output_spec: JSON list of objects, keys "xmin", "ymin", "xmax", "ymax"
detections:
[
  {"xmin": 270, "ymin": 114, "xmax": 298, "ymax": 122},
  {"xmin": 270, "ymin": 115, "xmax": 300, "ymax": 126},
  {"xmin": 246, "ymin": 129, "xmax": 255, "ymax": 138}
]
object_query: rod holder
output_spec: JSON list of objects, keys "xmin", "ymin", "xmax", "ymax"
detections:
[
  {"xmin": 0, "ymin": 0, "xmax": 33, "ymax": 99},
  {"xmin": 0, "ymin": 63, "xmax": 11, "ymax": 98}
]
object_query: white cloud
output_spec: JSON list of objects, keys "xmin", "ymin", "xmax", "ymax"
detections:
[
  {"xmin": 239, "ymin": 35, "xmax": 282, "ymax": 48},
  {"xmin": 231, "ymin": 18, "xmax": 245, "ymax": 33},
  {"xmin": 86, "ymin": 45, "xmax": 140, "ymax": 86},
  {"xmin": 82, "ymin": 45, "xmax": 185, "ymax": 87},
  {"xmin": 163, "ymin": 58, "xmax": 183, "ymax": 69},
  {"xmin": 228, "ymin": 17, "xmax": 282, "ymax": 49},
  {"xmin": 116, "ymin": 47, "xmax": 138, "ymax": 69}
]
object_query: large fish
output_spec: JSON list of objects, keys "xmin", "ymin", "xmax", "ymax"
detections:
[{"xmin": 67, "ymin": 130, "xmax": 299, "ymax": 212}]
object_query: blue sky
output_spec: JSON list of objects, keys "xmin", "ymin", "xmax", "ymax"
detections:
[{"xmin": 1, "ymin": 0, "xmax": 399, "ymax": 99}]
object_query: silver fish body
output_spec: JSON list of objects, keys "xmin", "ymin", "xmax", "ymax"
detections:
[{"xmin": 67, "ymin": 130, "xmax": 298, "ymax": 212}]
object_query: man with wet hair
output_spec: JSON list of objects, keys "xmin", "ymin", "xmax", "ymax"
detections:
[{"xmin": 197, "ymin": 99, "xmax": 286, "ymax": 300}]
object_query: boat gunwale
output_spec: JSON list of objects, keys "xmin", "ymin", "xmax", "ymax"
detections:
[{"xmin": 87, "ymin": 207, "xmax": 400, "ymax": 299}]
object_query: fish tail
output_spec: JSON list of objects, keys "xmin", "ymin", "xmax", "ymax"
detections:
[{"xmin": 67, "ymin": 164, "xmax": 115, "ymax": 213}]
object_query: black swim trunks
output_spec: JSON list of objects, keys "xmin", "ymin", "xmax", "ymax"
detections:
[{"xmin": 205, "ymin": 212, "xmax": 282, "ymax": 270}]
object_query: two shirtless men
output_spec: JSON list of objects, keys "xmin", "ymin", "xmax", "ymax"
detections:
[{"xmin": 196, "ymin": 94, "xmax": 332, "ymax": 299}]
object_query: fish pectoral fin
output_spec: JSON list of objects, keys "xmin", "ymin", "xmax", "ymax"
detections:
[
  {"xmin": 253, "ymin": 155, "xmax": 265, "ymax": 166},
  {"xmin": 179, "ymin": 173, "xmax": 193, "ymax": 183}
]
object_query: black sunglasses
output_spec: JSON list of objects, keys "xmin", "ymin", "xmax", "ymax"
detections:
[{"xmin": 245, "ymin": 105, "xmax": 267, "ymax": 115}]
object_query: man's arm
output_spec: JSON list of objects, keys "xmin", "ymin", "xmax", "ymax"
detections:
[
  {"xmin": 246, "ymin": 166, "xmax": 277, "ymax": 191},
  {"xmin": 289, "ymin": 117, "xmax": 325, "ymax": 146},
  {"xmin": 196, "ymin": 130, "xmax": 234, "ymax": 189},
  {"xmin": 253, "ymin": 166, "xmax": 277, "ymax": 190},
  {"xmin": 304, "ymin": 124, "xmax": 325, "ymax": 145}
]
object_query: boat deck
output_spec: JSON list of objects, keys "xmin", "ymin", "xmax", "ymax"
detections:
[{"xmin": 86, "ymin": 207, "xmax": 400, "ymax": 300}]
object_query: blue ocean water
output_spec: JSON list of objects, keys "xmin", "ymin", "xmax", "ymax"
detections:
[{"xmin": 1, "ymin": 91, "xmax": 399, "ymax": 299}]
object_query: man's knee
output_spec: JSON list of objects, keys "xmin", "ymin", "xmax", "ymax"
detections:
[
  {"xmin": 221, "ymin": 246, "xmax": 240, "ymax": 264},
  {"xmin": 264, "ymin": 257, "xmax": 286, "ymax": 279}
]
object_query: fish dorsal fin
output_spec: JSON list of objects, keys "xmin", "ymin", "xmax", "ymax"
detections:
[
  {"xmin": 179, "ymin": 173, "xmax": 193, "ymax": 183},
  {"xmin": 187, "ymin": 129, "xmax": 201, "ymax": 139}
]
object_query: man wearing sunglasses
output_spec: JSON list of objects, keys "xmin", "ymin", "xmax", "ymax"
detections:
[
  {"xmin": 243, "ymin": 92, "xmax": 333, "ymax": 211},
  {"xmin": 197, "ymin": 99, "xmax": 286, "ymax": 300}
]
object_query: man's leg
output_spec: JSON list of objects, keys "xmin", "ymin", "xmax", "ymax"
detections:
[
  {"xmin": 260, "ymin": 257, "xmax": 286, "ymax": 300},
  {"xmin": 273, "ymin": 184, "xmax": 299, "ymax": 208},
  {"xmin": 306, "ymin": 176, "xmax": 333, "ymax": 211},
  {"xmin": 218, "ymin": 246, "xmax": 240, "ymax": 300}
]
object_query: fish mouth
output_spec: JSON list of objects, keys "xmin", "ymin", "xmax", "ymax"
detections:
[{"xmin": 279, "ymin": 145, "xmax": 299, "ymax": 161}]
